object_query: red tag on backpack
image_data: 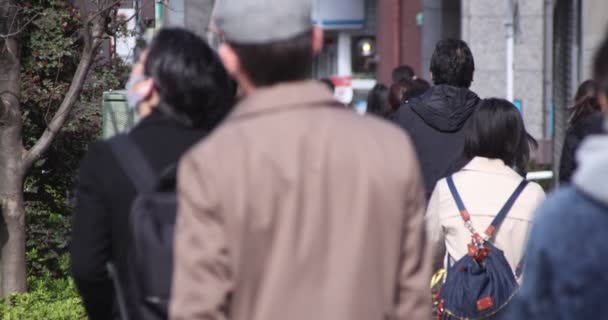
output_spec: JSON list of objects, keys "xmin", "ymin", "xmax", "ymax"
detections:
[{"xmin": 476, "ymin": 296, "xmax": 494, "ymax": 311}]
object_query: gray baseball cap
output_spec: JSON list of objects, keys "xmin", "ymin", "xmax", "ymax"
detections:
[{"xmin": 215, "ymin": 0, "xmax": 313, "ymax": 44}]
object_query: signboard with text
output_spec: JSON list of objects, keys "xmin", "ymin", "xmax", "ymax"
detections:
[{"xmin": 312, "ymin": 0, "xmax": 365, "ymax": 30}]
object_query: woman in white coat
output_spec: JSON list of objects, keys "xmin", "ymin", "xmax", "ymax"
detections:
[{"xmin": 426, "ymin": 98, "xmax": 546, "ymax": 274}]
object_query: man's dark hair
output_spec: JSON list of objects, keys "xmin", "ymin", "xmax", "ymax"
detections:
[
  {"xmin": 145, "ymin": 28, "xmax": 236, "ymax": 130},
  {"xmin": 430, "ymin": 39, "xmax": 475, "ymax": 88},
  {"xmin": 229, "ymin": 31, "xmax": 313, "ymax": 87},
  {"xmin": 593, "ymin": 34, "xmax": 608, "ymax": 99},
  {"xmin": 392, "ymin": 65, "xmax": 415, "ymax": 83},
  {"xmin": 464, "ymin": 98, "xmax": 537, "ymax": 176}
]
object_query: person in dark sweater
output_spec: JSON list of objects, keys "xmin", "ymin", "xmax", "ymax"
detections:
[
  {"xmin": 392, "ymin": 39, "xmax": 480, "ymax": 198},
  {"xmin": 559, "ymin": 79, "xmax": 605, "ymax": 183},
  {"xmin": 70, "ymin": 28, "xmax": 235, "ymax": 320}
]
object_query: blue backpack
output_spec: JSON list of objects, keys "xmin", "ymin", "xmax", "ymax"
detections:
[{"xmin": 436, "ymin": 176, "xmax": 529, "ymax": 320}]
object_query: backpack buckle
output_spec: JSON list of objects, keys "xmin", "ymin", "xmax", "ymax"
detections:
[
  {"xmin": 467, "ymin": 243, "xmax": 478, "ymax": 256},
  {"xmin": 467, "ymin": 243, "xmax": 490, "ymax": 263},
  {"xmin": 474, "ymin": 246, "xmax": 490, "ymax": 263}
]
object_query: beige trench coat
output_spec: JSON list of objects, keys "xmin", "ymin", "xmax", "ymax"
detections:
[{"xmin": 170, "ymin": 81, "xmax": 432, "ymax": 320}]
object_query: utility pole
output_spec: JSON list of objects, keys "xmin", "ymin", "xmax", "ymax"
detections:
[{"xmin": 505, "ymin": 0, "xmax": 519, "ymax": 102}]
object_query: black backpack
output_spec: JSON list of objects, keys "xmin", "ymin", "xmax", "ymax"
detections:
[{"xmin": 108, "ymin": 134, "xmax": 178, "ymax": 320}]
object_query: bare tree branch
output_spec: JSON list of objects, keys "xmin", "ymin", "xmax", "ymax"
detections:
[
  {"xmin": 22, "ymin": 44, "xmax": 97, "ymax": 169},
  {"xmin": 0, "ymin": 12, "xmax": 40, "ymax": 39},
  {"xmin": 87, "ymin": 0, "xmax": 121, "ymax": 24},
  {"xmin": 22, "ymin": 4, "xmax": 113, "ymax": 169}
]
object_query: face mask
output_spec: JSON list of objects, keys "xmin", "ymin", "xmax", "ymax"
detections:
[{"xmin": 125, "ymin": 74, "xmax": 148, "ymax": 110}]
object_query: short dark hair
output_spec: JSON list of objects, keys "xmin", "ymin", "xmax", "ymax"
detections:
[
  {"xmin": 430, "ymin": 39, "xmax": 475, "ymax": 88},
  {"xmin": 145, "ymin": 28, "xmax": 235, "ymax": 129},
  {"xmin": 464, "ymin": 98, "xmax": 537, "ymax": 175},
  {"xmin": 404, "ymin": 78, "xmax": 431, "ymax": 101},
  {"xmin": 392, "ymin": 65, "xmax": 415, "ymax": 83},
  {"xmin": 229, "ymin": 31, "xmax": 313, "ymax": 87},
  {"xmin": 367, "ymin": 84, "xmax": 391, "ymax": 116},
  {"xmin": 593, "ymin": 34, "xmax": 608, "ymax": 99}
]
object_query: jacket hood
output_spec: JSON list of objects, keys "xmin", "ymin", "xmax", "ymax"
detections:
[
  {"xmin": 409, "ymin": 84, "xmax": 480, "ymax": 132},
  {"xmin": 573, "ymin": 121, "xmax": 608, "ymax": 206}
]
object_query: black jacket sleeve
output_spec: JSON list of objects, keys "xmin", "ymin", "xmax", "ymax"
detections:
[
  {"xmin": 559, "ymin": 131, "xmax": 579, "ymax": 184},
  {"xmin": 70, "ymin": 142, "xmax": 114, "ymax": 320}
]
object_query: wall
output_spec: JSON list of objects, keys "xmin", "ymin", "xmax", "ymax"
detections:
[
  {"xmin": 165, "ymin": 0, "xmax": 214, "ymax": 37},
  {"xmin": 421, "ymin": 0, "xmax": 460, "ymax": 81},
  {"xmin": 581, "ymin": 1, "xmax": 608, "ymax": 80},
  {"xmin": 376, "ymin": 0, "xmax": 422, "ymax": 84},
  {"xmin": 461, "ymin": 0, "xmax": 545, "ymax": 139}
]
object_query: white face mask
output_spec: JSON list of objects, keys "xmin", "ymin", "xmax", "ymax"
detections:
[{"xmin": 125, "ymin": 74, "xmax": 148, "ymax": 110}]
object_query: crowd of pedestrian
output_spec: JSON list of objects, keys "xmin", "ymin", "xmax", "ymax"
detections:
[{"xmin": 69, "ymin": 0, "xmax": 608, "ymax": 319}]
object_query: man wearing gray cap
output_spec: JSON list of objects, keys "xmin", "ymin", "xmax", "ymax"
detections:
[{"xmin": 169, "ymin": 1, "xmax": 431, "ymax": 319}]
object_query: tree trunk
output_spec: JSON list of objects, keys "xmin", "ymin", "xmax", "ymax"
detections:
[
  {"xmin": 0, "ymin": 186, "xmax": 26, "ymax": 296},
  {"xmin": 0, "ymin": 0, "xmax": 26, "ymax": 296},
  {"xmin": 0, "ymin": 0, "xmax": 111, "ymax": 296}
]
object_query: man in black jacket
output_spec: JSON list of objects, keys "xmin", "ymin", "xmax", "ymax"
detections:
[
  {"xmin": 393, "ymin": 39, "xmax": 480, "ymax": 198},
  {"xmin": 70, "ymin": 28, "xmax": 235, "ymax": 320}
]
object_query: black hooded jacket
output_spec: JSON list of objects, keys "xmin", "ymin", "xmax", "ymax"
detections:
[{"xmin": 392, "ymin": 84, "xmax": 480, "ymax": 198}]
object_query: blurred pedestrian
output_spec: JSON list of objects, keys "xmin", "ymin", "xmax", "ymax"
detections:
[
  {"xmin": 392, "ymin": 39, "xmax": 480, "ymax": 198},
  {"xmin": 559, "ymin": 79, "xmax": 604, "ymax": 183},
  {"xmin": 427, "ymin": 98, "xmax": 545, "ymax": 319},
  {"xmin": 407, "ymin": 78, "xmax": 431, "ymax": 100},
  {"xmin": 388, "ymin": 78, "xmax": 430, "ymax": 115},
  {"xmin": 71, "ymin": 28, "xmax": 235, "ymax": 320},
  {"xmin": 169, "ymin": 1, "xmax": 431, "ymax": 319},
  {"xmin": 505, "ymin": 32, "xmax": 608, "ymax": 320},
  {"xmin": 392, "ymin": 64, "xmax": 416, "ymax": 83},
  {"xmin": 319, "ymin": 77, "xmax": 335, "ymax": 95},
  {"xmin": 366, "ymin": 83, "xmax": 391, "ymax": 117}
]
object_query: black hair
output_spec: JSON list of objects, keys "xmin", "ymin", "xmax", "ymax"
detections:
[
  {"xmin": 319, "ymin": 78, "xmax": 335, "ymax": 93},
  {"xmin": 388, "ymin": 78, "xmax": 431, "ymax": 110},
  {"xmin": 404, "ymin": 78, "xmax": 431, "ymax": 101},
  {"xmin": 594, "ymin": 33, "xmax": 608, "ymax": 99},
  {"xmin": 367, "ymin": 84, "xmax": 391, "ymax": 117},
  {"xmin": 430, "ymin": 39, "xmax": 475, "ymax": 88},
  {"xmin": 569, "ymin": 80, "xmax": 600, "ymax": 126},
  {"xmin": 392, "ymin": 65, "xmax": 415, "ymax": 83},
  {"xmin": 464, "ymin": 98, "xmax": 537, "ymax": 176},
  {"xmin": 144, "ymin": 28, "xmax": 236, "ymax": 129},
  {"xmin": 229, "ymin": 31, "xmax": 313, "ymax": 87}
]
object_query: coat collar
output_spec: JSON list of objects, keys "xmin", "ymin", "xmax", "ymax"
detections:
[
  {"xmin": 228, "ymin": 80, "xmax": 339, "ymax": 120},
  {"xmin": 462, "ymin": 157, "xmax": 521, "ymax": 177}
]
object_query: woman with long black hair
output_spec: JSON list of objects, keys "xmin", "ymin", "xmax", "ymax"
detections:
[{"xmin": 559, "ymin": 79, "xmax": 604, "ymax": 183}]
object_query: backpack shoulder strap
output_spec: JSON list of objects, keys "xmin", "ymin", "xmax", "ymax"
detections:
[
  {"xmin": 108, "ymin": 134, "xmax": 157, "ymax": 193},
  {"xmin": 484, "ymin": 180, "xmax": 529, "ymax": 238},
  {"xmin": 446, "ymin": 176, "xmax": 466, "ymax": 212},
  {"xmin": 446, "ymin": 176, "xmax": 476, "ymax": 229}
]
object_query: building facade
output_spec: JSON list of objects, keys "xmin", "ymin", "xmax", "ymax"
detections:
[{"xmin": 118, "ymin": 0, "xmax": 608, "ymax": 167}]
